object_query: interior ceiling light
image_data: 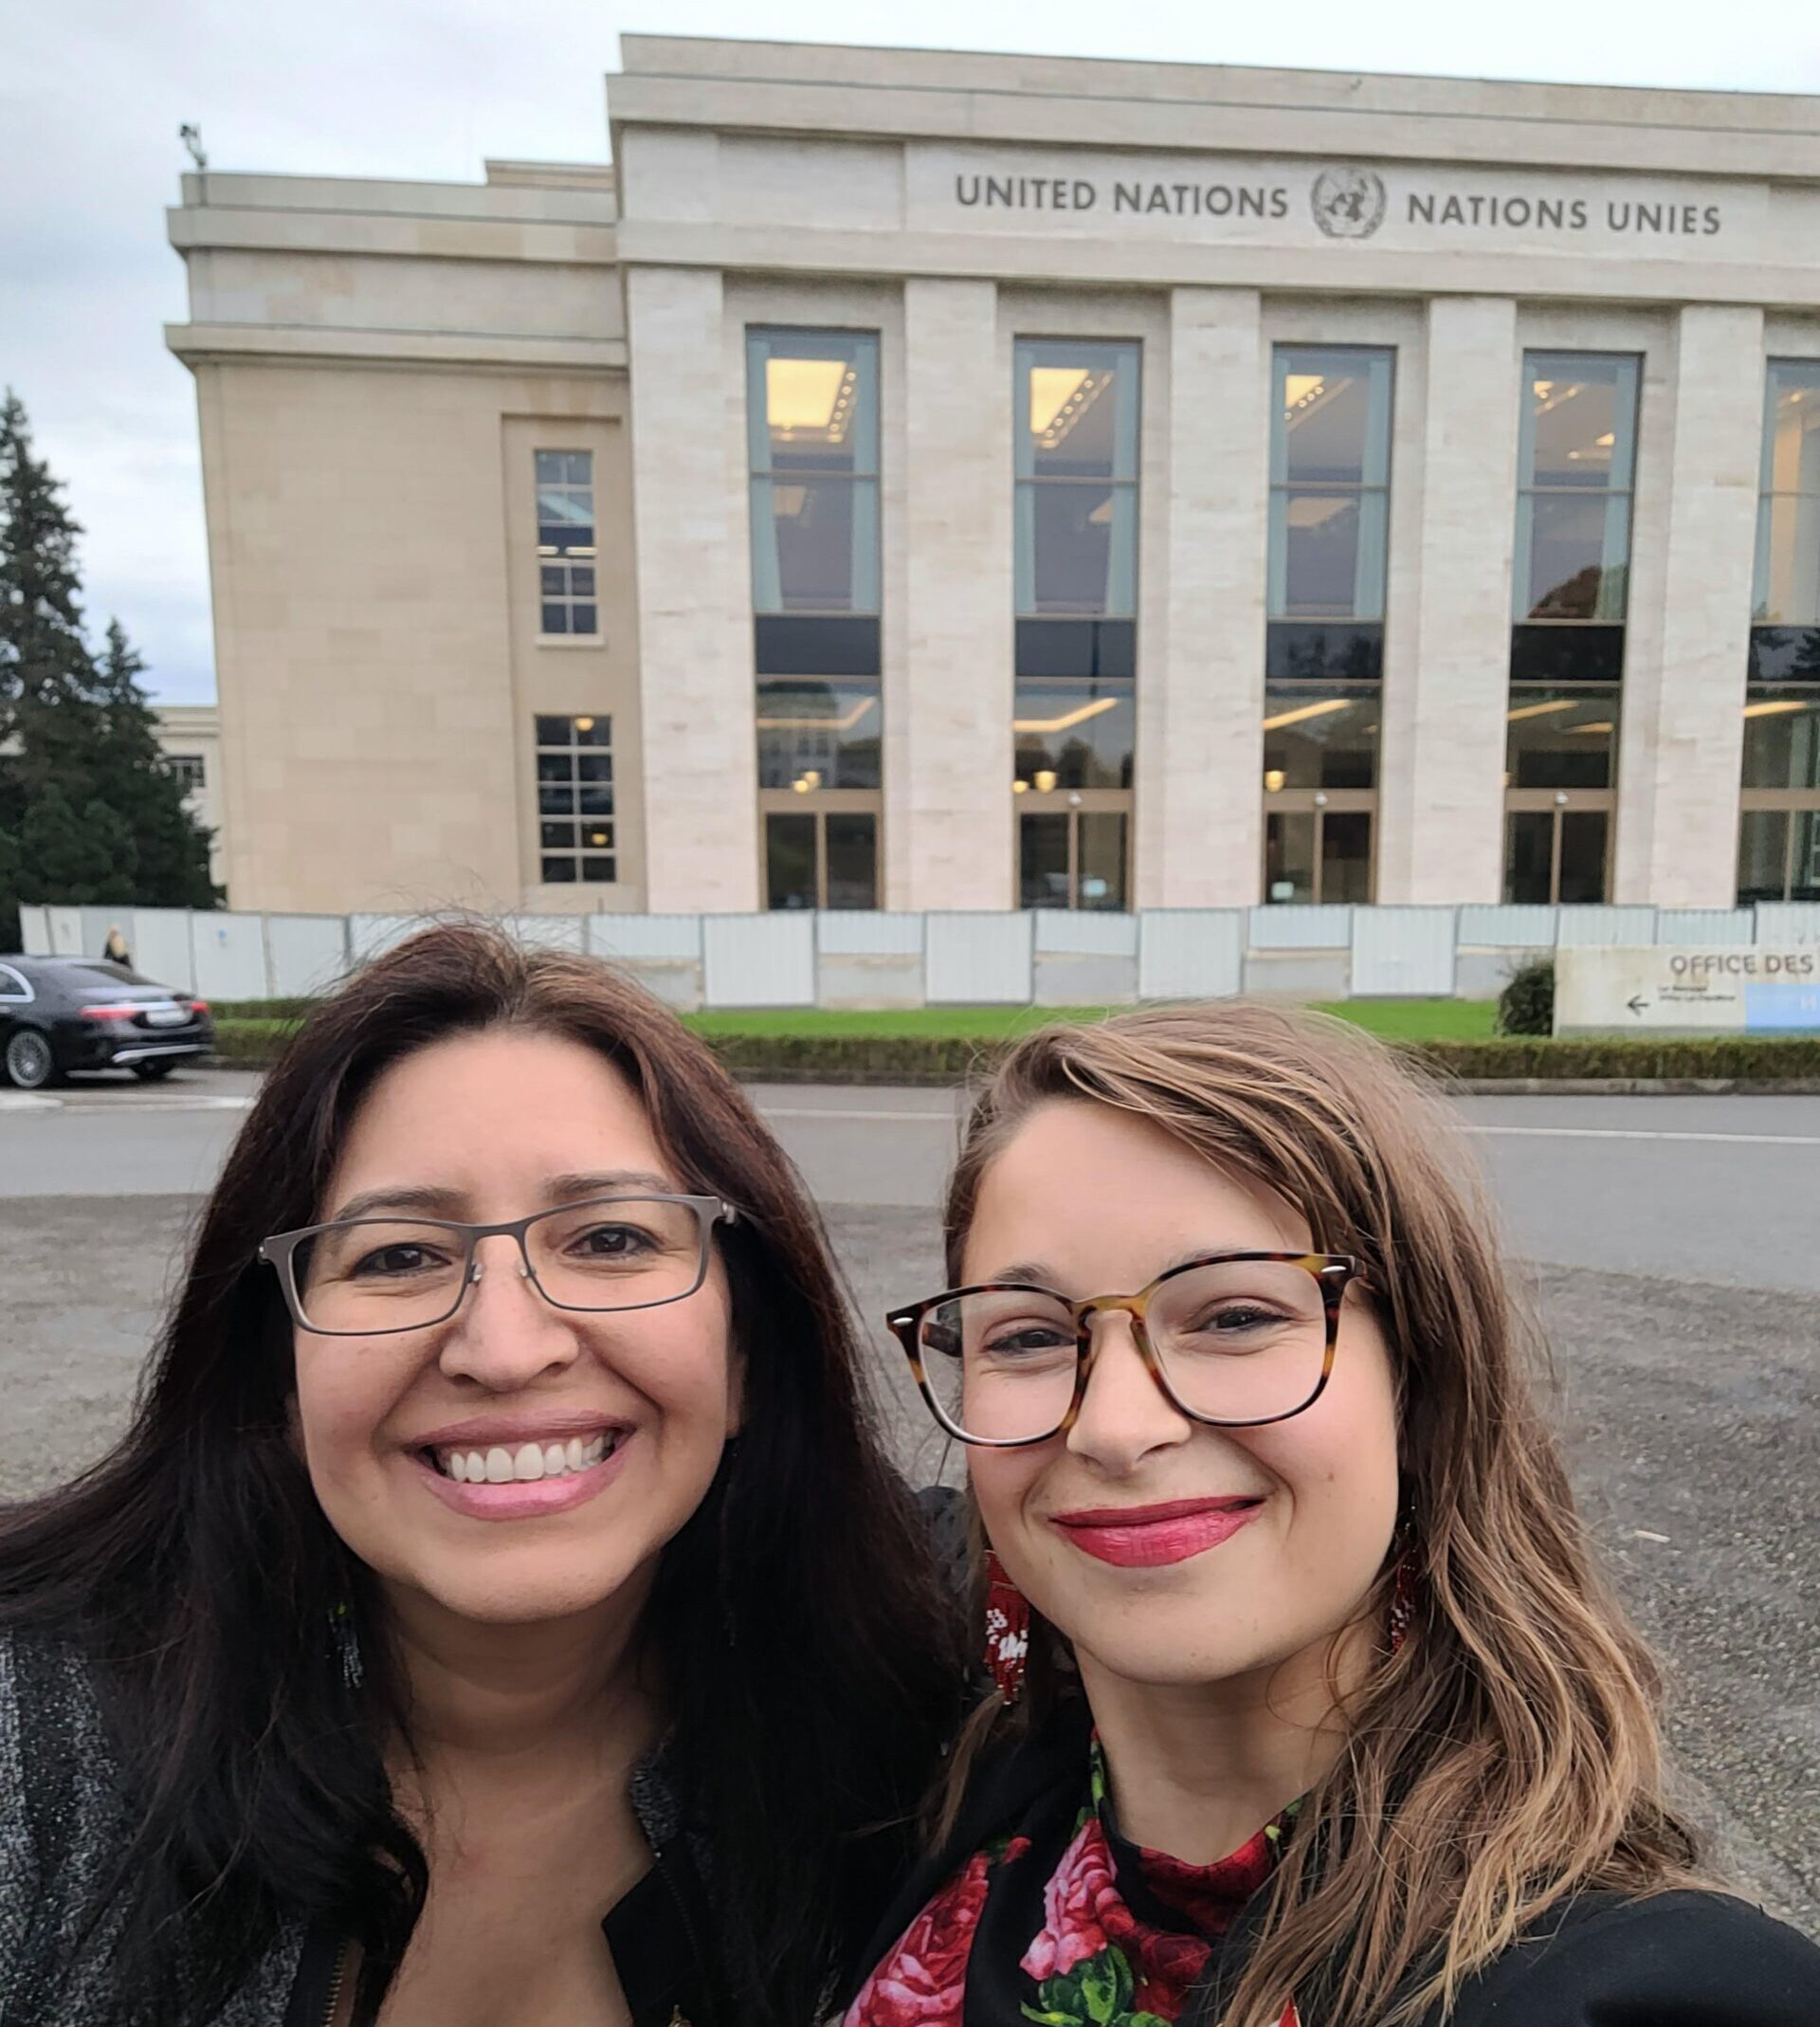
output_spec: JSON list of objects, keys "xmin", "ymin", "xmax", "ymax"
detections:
[
  {"xmin": 1506, "ymin": 698, "xmax": 1579, "ymax": 721},
  {"xmin": 1260, "ymin": 698, "xmax": 1352, "ymax": 732},
  {"xmin": 1567, "ymin": 721, "xmax": 1614, "ymax": 735},
  {"xmin": 1012, "ymin": 696, "xmax": 1121, "ymax": 735},
  {"xmin": 1029, "ymin": 367, "xmax": 1091, "ymax": 437},
  {"xmin": 767, "ymin": 357, "xmax": 855, "ymax": 441},
  {"xmin": 1030, "ymin": 367, "xmax": 1111, "ymax": 448},
  {"xmin": 1282, "ymin": 374, "xmax": 1351, "ymax": 432},
  {"xmin": 755, "ymin": 697, "xmax": 878, "ymax": 733},
  {"xmin": 1743, "ymin": 698, "xmax": 1813, "ymax": 718},
  {"xmin": 1285, "ymin": 497, "xmax": 1353, "ymax": 527}
]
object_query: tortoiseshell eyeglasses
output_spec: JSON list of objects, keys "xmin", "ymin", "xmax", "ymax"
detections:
[{"xmin": 886, "ymin": 1251, "xmax": 1361, "ymax": 1448}]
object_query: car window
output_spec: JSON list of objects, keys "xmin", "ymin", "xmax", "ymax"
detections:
[
  {"xmin": 56, "ymin": 962, "xmax": 159, "ymax": 991},
  {"xmin": 0, "ymin": 964, "xmax": 29, "ymax": 1001}
]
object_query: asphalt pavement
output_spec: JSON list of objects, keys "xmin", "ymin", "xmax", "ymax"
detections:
[{"xmin": 3, "ymin": 1066, "xmax": 1817, "ymax": 1933}]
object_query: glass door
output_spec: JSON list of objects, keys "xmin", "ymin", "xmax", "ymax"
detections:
[
  {"xmin": 761, "ymin": 799, "xmax": 879, "ymax": 909},
  {"xmin": 1502, "ymin": 794, "xmax": 1612, "ymax": 904},
  {"xmin": 1262, "ymin": 793, "xmax": 1374, "ymax": 903},
  {"xmin": 1015, "ymin": 794, "xmax": 1129, "ymax": 909}
]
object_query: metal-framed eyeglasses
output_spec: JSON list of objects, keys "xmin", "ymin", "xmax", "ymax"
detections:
[
  {"xmin": 886, "ymin": 1251, "xmax": 1362, "ymax": 1448},
  {"xmin": 259, "ymin": 1193, "xmax": 739, "ymax": 1338}
]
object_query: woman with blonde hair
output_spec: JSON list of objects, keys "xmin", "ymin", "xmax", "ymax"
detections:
[{"xmin": 847, "ymin": 1004, "xmax": 1819, "ymax": 2027}]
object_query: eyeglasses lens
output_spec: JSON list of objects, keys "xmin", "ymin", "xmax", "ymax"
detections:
[
  {"xmin": 290, "ymin": 1196, "xmax": 707, "ymax": 1333},
  {"xmin": 919, "ymin": 1260, "xmax": 1329, "ymax": 1440}
]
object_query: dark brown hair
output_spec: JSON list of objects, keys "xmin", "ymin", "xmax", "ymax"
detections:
[
  {"xmin": 0, "ymin": 922, "xmax": 964, "ymax": 2025},
  {"xmin": 937, "ymin": 1003, "xmax": 1705, "ymax": 2027}
]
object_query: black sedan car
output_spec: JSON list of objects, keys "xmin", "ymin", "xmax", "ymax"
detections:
[{"xmin": 0, "ymin": 956, "xmax": 214, "ymax": 1089}]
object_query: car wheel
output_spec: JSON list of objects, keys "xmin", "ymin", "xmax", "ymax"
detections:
[
  {"xmin": 131, "ymin": 1061, "xmax": 175, "ymax": 1082},
  {"xmin": 4, "ymin": 1028, "xmax": 56, "ymax": 1090}
]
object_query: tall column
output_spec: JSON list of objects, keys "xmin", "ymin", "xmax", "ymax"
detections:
[
  {"xmin": 624, "ymin": 265, "xmax": 757, "ymax": 912},
  {"xmin": 1612, "ymin": 305, "xmax": 1763, "ymax": 905},
  {"xmin": 1140, "ymin": 288, "xmax": 1268, "ymax": 907},
  {"xmin": 897, "ymin": 278, "xmax": 1013, "ymax": 910},
  {"xmin": 1379, "ymin": 297, "xmax": 1520, "ymax": 904}
]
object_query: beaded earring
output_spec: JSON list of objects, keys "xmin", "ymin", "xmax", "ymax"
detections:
[{"xmin": 983, "ymin": 1548, "xmax": 1031, "ymax": 1704}]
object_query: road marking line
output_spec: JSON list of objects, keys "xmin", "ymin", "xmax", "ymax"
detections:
[
  {"xmin": 1468, "ymin": 1124, "xmax": 1820, "ymax": 1148},
  {"xmin": 0, "ymin": 1092, "xmax": 61, "ymax": 1112}
]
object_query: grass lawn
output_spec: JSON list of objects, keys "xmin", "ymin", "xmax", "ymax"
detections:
[{"xmin": 683, "ymin": 999, "xmax": 1500, "ymax": 1043}]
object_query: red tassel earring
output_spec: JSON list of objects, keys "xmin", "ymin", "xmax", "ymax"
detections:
[{"xmin": 983, "ymin": 1548, "xmax": 1031, "ymax": 1704}]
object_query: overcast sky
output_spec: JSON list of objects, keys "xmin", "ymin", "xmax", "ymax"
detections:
[{"xmin": 7, "ymin": 0, "xmax": 1820, "ymax": 703}]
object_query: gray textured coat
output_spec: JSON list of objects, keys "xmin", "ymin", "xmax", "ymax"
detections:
[
  {"xmin": 0, "ymin": 1630, "xmax": 307, "ymax": 2024},
  {"xmin": 0, "ymin": 1632, "xmax": 699, "ymax": 2027}
]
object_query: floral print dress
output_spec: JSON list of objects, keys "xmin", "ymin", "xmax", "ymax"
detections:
[{"xmin": 845, "ymin": 1740, "xmax": 1301, "ymax": 2027}]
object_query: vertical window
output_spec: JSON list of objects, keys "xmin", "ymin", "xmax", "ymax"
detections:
[
  {"xmin": 534, "ymin": 715, "xmax": 614, "ymax": 884},
  {"xmin": 1504, "ymin": 356, "xmax": 1637, "ymax": 901},
  {"xmin": 1012, "ymin": 338, "xmax": 1139, "ymax": 911},
  {"xmin": 748, "ymin": 330, "xmax": 883, "ymax": 909},
  {"xmin": 1736, "ymin": 691, "xmax": 1820, "ymax": 903},
  {"xmin": 1015, "ymin": 340, "xmax": 1139, "ymax": 618},
  {"xmin": 536, "ymin": 452, "xmax": 598, "ymax": 636},
  {"xmin": 166, "ymin": 754, "xmax": 206, "ymax": 794},
  {"xmin": 1513, "ymin": 355, "xmax": 1639, "ymax": 630},
  {"xmin": 747, "ymin": 331, "xmax": 880, "ymax": 626},
  {"xmin": 1752, "ymin": 363, "xmax": 1820, "ymax": 637},
  {"xmin": 1738, "ymin": 366, "xmax": 1820, "ymax": 902},
  {"xmin": 1261, "ymin": 348, "xmax": 1392, "ymax": 903},
  {"xmin": 1260, "ymin": 689, "xmax": 1378, "ymax": 903},
  {"xmin": 1267, "ymin": 349, "xmax": 1392, "ymax": 638}
]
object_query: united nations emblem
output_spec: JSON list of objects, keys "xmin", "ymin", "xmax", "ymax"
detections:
[{"xmin": 1311, "ymin": 167, "xmax": 1387, "ymax": 240}]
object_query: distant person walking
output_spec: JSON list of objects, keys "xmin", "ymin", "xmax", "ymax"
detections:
[{"xmin": 101, "ymin": 924, "xmax": 131, "ymax": 969}]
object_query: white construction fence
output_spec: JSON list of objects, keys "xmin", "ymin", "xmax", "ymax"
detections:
[{"xmin": 19, "ymin": 902, "xmax": 1820, "ymax": 1012}]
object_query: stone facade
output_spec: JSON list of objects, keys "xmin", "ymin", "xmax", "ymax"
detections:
[
  {"xmin": 150, "ymin": 704, "xmax": 225, "ymax": 890},
  {"xmin": 163, "ymin": 39, "xmax": 1820, "ymax": 915}
]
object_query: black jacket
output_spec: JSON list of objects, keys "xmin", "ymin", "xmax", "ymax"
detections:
[
  {"xmin": 3, "ymin": 1631, "xmax": 740, "ymax": 2027},
  {"xmin": 851, "ymin": 1699, "xmax": 1820, "ymax": 2026},
  {"xmin": 282, "ymin": 1839, "xmax": 720, "ymax": 2027}
]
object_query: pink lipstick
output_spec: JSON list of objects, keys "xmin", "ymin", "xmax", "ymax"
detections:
[{"xmin": 1051, "ymin": 1495, "xmax": 1263, "ymax": 1567}]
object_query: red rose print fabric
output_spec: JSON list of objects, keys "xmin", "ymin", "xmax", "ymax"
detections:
[
  {"xmin": 844, "ymin": 1739, "xmax": 1301, "ymax": 2027},
  {"xmin": 841, "ymin": 1849, "xmax": 994, "ymax": 2027}
]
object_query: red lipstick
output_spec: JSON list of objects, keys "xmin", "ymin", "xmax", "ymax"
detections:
[{"xmin": 1050, "ymin": 1496, "xmax": 1263, "ymax": 1568}]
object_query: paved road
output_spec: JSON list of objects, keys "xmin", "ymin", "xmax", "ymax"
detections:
[
  {"xmin": 3, "ymin": 1067, "xmax": 1817, "ymax": 1933},
  {"xmin": 11, "ymin": 1070, "xmax": 1820, "ymax": 1290}
]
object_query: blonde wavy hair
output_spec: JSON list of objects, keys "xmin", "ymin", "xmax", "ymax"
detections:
[{"xmin": 937, "ymin": 1002, "xmax": 1710, "ymax": 2027}]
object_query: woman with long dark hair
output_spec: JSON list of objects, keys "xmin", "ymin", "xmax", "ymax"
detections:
[
  {"xmin": 849, "ymin": 1005, "xmax": 1820, "ymax": 2027},
  {"xmin": 0, "ymin": 922, "xmax": 964, "ymax": 2026}
]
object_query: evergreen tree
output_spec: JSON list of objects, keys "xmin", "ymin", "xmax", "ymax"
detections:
[
  {"xmin": 90, "ymin": 618, "xmax": 216, "ymax": 907},
  {"xmin": 0, "ymin": 392, "xmax": 217, "ymax": 941},
  {"xmin": 17, "ymin": 784, "xmax": 111, "ymax": 898}
]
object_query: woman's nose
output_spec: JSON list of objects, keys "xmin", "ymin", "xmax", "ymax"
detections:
[
  {"xmin": 436, "ymin": 1236, "xmax": 582, "ymax": 1389},
  {"xmin": 1065, "ymin": 1309, "xmax": 1193, "ymax": 1473}
]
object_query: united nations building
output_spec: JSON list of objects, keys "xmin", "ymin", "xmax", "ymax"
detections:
[{"xmin": 164, "ymin": 38, "xmax": 1820, "ymax": 919}]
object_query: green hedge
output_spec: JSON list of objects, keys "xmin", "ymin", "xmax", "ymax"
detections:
[{"xmin": 209, "ymin": 1017, "xmax": 1820, "ymax": 1086}]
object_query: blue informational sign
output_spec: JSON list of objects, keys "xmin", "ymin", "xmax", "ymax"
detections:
[{"xmin": 1744, "ymin": 981, "xmax": 1820, "ymax": 1032}]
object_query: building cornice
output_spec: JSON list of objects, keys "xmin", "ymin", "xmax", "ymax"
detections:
[
  {"xmin": 165, "ymin": 323, "xmax": 628, "ymax": 373},
  {"xmin": 610, "ymin": 37, "xmax": 1820, "ymax": 183},
  {"xmin": 167, "ymin": 204, "xmax": 617, "ymax": 266}
]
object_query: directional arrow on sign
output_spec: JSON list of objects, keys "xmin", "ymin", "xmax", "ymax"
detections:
[{"xmin": 1627, "ymin": 995, "xmax": 1648, "ymax": 1014}]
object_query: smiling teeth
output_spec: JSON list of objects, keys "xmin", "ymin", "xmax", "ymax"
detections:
[{"xmin": 438, "ymin": 1434, "xmax": 615, "ymax": 1483}]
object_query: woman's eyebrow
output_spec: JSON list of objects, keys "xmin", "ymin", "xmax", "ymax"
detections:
[
  {"xmin": 543, "ymin": 1169, "xmax": 680, "ymax": 1202},
  {"xmin": 983, "ymin": 1262, "xmax": 1055, "ymax": 1287},
  {"xmin": 329, "ymin": 1182, "xmax": 466, "ymax": 1223},
  {"xmin": 327, "ymin": 1170, "xmax": 680, "ymax": 1224}
]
